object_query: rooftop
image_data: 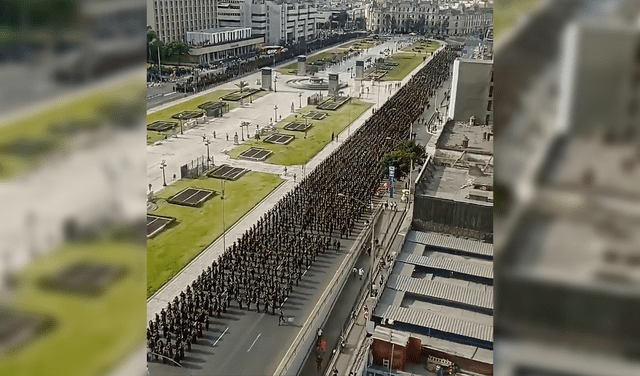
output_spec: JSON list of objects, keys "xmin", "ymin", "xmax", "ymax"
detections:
[
  {"xmin": 417, "ymin": 159, "xmax": 493, "ymax": 205},
  {"xmin": 437, "ymin": 121, "xmax": 494, "ymax": 155},
  {"xmin": 500, "ymin": 130, "xmax": 640, "ymax": 293},
  {"xmin": 188, "ymin": 26, "xmax": 251, "ymax": 34},
  {"xmin": 373, "ymin": 231, "xmax": 494, "ymax": 354},
  {"xmin": 501, "ymin": 191, "xmax": 640, "ymax": 296},
  {"xmin": 541, "ymin": 133, "xmax": 640, "ymax": 201}
]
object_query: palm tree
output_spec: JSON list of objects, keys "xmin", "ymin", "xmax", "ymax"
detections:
[
  {"xmin": 235, "ymin": 80, "xmax": 248, "ymax": 93},
  {"xmin": 236, "ymin": 80, "xmax": 248, "ymax": 105},
  {"xmin": 147, "ymin": 26, "xmax": 157, "ymax": 64}
]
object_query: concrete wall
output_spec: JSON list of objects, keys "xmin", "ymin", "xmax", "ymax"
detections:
[
  {"xmin": 412, "ymin": 195, "xmax": 493, "ymax": 241},
  {"xmin": 297, "ymin": 55, "xmax": 307, "ymax": 76},
  {"xmin": 262, "ymin": 68, "xmax": 272, "ymax": 90},
  {"xmin": 557, "ymin": 22, "xmax": 640, "ymax": 138},
  {"xmin": 329, "ymin": 73, "xmax": 339, "ymax": 96},
  {"xmin": 448, "ymin": 59, "xmax": 493, "ymax": 124},
  {"xmin": 356, "ymin": 60, "xmax": 365, "ymax": 80}
]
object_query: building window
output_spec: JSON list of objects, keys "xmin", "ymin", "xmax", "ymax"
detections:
[
  {"xmin": 487, "ymin": 100, "xmax": 492, "ymax": 112},
  {"xmin": 489, "ymin": 85, "xmax": 493, "ymax": 98}
]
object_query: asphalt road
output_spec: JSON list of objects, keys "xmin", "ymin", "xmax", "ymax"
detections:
[{"xmin": 148, "ymin": 218, "xmax": 372, "ymax": 376}]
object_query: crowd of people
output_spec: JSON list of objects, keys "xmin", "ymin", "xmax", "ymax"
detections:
[{"xmin": 147, "ymin": 44, "xmax": 460, "ymax": 366}]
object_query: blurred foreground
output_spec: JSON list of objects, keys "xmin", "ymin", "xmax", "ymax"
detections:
[
  {"xmin": 495, "ymin": 0, "xmax": 640, "ymax": 375},
  {"xmin": 0, "ymin": 0, "xmax": 146, "ymax": 375}
]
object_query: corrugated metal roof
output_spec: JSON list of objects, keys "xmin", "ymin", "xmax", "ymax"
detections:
[
  {"xmin": 379, "ymin": 305, "xmax": 493, "ymax": 343},
  {"xmin": 372, "ymin": 326, "xmax": 411, "ymax": 346},
  {"xmin": 398, "ymin": 253, "xmax": 493, "ymax": 280},
  {"xmin": 407, "ymin": 231, "xmax": 493, "ymax": 258},
  {"xmin": 401, "ymin": 241, "xmax": 425, "ymax": 255},
  {"xmin": 388, "ymin": 274, "xmax": 493, "ymax": 310}
]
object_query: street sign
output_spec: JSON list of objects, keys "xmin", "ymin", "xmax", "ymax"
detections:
[{"xmin": 389, "ymin": 166, "xmax": 396, "ymax": 198}]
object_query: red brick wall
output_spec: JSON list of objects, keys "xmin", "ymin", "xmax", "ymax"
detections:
[{"xmin": 422, "ymin": 348, "xmax": 493, "ymax": 375}]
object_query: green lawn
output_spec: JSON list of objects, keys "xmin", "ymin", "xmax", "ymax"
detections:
[
  {"xmin": 400, "ymin": 40, "xmax": 440, "ymax": 55},
  {"xmin": 146, "ymin": 90, "xmax": 271, "ymax": 145},
  {"xmin": 380, "ymin": 41, "xmax": 441, "ymax": 82},
  {"xmin": 147, "ymin": 130, "xmax": 173, "ymax": 145},
  {"xmin": 382, "ymin": 52, "xmax": 430, "ymax": 82},
  {"xmin": 339, "ymin": 40, "xmax": 377, "ymax": 50},
  {"xmin": 0, "ymin": 81, "xmax": 145, "ymax": 179},
  {"xmin": 228, "ymin": 99, "xmax": 372, "ymax": 166},
  {"xmin": 0, "ymin": 240, "xmax": 145, "ymax": 376},
  {"xmin": 147, "ymin": 172, "xmax": 284, "ymax": 297},
  {"xmin": 494, "ymin": 0, "xmax": 542, "ymax": 40},
  {"xmin": 146, "ymin": 89, "xmax": 238, "ymax": 125}
]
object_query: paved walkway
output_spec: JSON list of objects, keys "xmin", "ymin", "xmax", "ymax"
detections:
[
  {"xmin": 146, "ymin": 37, "xmax": 441, "ymax": 193},
  {"xmin": 147, "ymin": 40, "xmax": 446, "ymax": 321}
]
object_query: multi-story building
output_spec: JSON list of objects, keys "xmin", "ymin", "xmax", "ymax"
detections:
[
  {"xmin": 186, "ymin": 26, "xmax": 265, "ymax": 63},
  {"xmin": 364, "ymin": 119, "xmax": 494, "ymax": 376},
  {"xmin": 448, "ymin": 58, "xmax": 493, "ymax": 125},
  {"xmin": 148, "ymin": 0, "xmax": 317, "ymax": 46},
  {"xmin": 367, "ymin": 0, "xmax": 492, "ymax": 37},
  {"xmin": 147, "ymin": 0, "xmax": 218, "ymax": 43},
  {"xmin": 249, "ymin": 1, "xmax": 317, "ymax": 46},
  {"xmin": 216, "ymin": 0, "xmax": 252, "ymax": 29}
]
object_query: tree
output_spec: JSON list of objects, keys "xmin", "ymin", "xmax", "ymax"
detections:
[
  {"xmin": 147, "ymin": 26, "xmax": 158, "ymax": 64},
  {"xmin": 336, "ymin": 11, "xmax": 348, "ymax": 28},
  {"xmin": 418, "ymin": 16, "xmax": 426, "ymax": 33},
  {"xmin": 168, "ymin": 40, "xmax": 189, "ymax": 70},
  {"xmin": 384, "ymin": 14, "xmax": 391, "ymax": 32},
  {"xmin": 235, "ymin": 80, "xmax": 248, "ymax": 93},
  {"xmin": 381, "ymin": 140, "xmax": 425, "ymax": 180},
  {"xmin": 236, "ymin": 80, "xmax": 249, "ymax": 105},
  {"xmin": 403, "ymin": 19, "xmax": 412, "ymax": 33}
]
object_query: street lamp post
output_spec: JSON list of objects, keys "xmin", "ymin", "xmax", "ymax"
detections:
[
  {"xmin": 376, "ymin": 79, "xmax": 380, "ymax": 109},
  {"xmin": 160, "ymin": 160, "xmax": 167, "ymax": 186},
  {"xmin": 179, "ymin": 115, "xmax": 184, "ymax": 135},
  {"xmin": 203, "ymin": 136, "xmax": 213, "ymax": 167},
  {"xmin": 298, "ymin": 92, "xmax": 303, "ymax": 109},
  {"xmin": 221, "ymin": 179, "xmax": 226, "ymax": 252},
  {"xmin": 274, "ymin": 75, "xmax": 277, "ymax": 92},
  {"xmin": 274, "ymin": 105, "xmax": 278, "ymax": 123},
  {"xmin": 337, "ymin": 193, "xmax": 376, "ymax": 297}
]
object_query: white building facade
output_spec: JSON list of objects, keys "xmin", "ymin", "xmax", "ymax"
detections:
[
  {"xmin": 213, "ymin": 0, "xmax": 317, "ymax": 46},
  {"xmin": 368, "ymin": 0, "xmax": 492, "ymax": 36},
  {"xmin": 147, "ymin": 0, "xmax": 219, "ymax": 43},
  {"xmin": 186, "ymin": 27, "xmax": 265, "ymax": 63},
  {"xmin": 149, "ymin": 0, "xmax": 318, "ymax": 46},
  {"xmin": 448, "ymin": 58, "xmax": 494, "ymax": 125}
]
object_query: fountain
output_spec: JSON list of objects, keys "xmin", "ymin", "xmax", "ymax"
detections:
[{"xmin": 286, "ymin": 74, "xmax": 349, "ymax": 91}]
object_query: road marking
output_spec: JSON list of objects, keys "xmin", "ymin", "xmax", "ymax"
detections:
[
  {"xmin": 247, "ymin": 333, "xmax": 261, "ymax": 352},
  {"xmin": 212, "ymin": 327, "xmax": 229, "ymax": 347}
]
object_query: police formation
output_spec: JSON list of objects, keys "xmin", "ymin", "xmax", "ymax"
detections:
[{"xmin": 147, "ymin": 45, "xmax": 460, "ymax": 366}]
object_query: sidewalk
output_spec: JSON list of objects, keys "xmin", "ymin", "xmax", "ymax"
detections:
[
  {"xmin": 147, "ymin": 69, "xmax": 398, "ymax": 320},
  {"xmin": 297, "ymin": 193, "xmax": 409, "ymax": 375},
  {"xmin": 147, "ymin": 41, "xmax": 447, "ymax": 321}
]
